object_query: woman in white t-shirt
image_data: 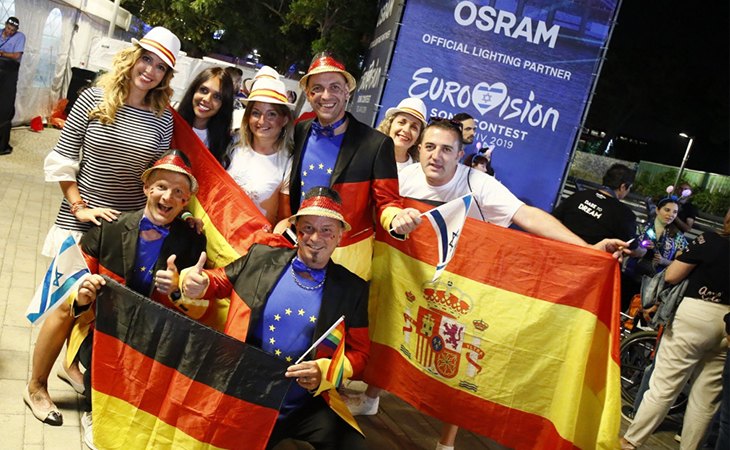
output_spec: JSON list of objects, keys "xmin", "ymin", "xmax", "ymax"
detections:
[
  {"xmin": 223, "ymin": 76, "xmax": 294, "ymax": 224},
  {"xmin": 376, "ymin": 97, "xmax": 427, "ymax": 172},
  {"xmin": 177, "ymin": 67, "xmax": 234, "ymax": 163}
]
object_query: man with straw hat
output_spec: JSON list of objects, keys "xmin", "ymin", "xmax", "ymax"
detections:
[
  {"xmin": 39, "ymin": 150, "xmax": 206, "ymax": 447},
  {"xmin": 281, "ymin": 52, "xmax": 420, "ymax": 280},
  {"xmin": 182, "ymin": 186, "xmax": 370, "ymax": 449}
]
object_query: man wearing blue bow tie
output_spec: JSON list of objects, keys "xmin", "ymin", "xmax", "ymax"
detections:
[{"xmin": 56, "ymin": 150, "xmax": 207, "ymax": 447}]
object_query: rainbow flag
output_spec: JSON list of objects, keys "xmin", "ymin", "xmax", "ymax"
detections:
[
  {"xmin": 322, "ymin": 319, "xmax": 346, "ymax": 388},
  {"xmin": 91, "ymin": 278, "xmax": 291, "ymax": 450},
  {"xmin": 169, "ymin": 110, "xmax": 291, "ymax": 329},
  {"xmin": 366, "ymin": 198, "xmax": 622, "ymax": 449}
]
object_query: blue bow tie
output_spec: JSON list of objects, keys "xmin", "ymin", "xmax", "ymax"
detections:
[
  {"xmin": 291, "ymin": 256, "xmax": 326, "ymax": 284},
  {"xmin": 311, "ymin": 117, "xmax": 347, "ymax": 138},
  {"xmin": 140, "ymin": 216, "xmax": 170, "ymax": 239}
]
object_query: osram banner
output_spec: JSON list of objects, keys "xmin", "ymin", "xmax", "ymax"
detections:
[{"xmin": 378, "ymin": 0, "xmax": 620, "ymax": 211}]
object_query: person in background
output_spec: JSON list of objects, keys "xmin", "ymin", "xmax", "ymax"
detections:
[
  {"xmin": 376, "ymin": 97, "xmax": 427, "ymax": 172},
  {"xmin": 674, "ymin": 182, "xmax": 698, "ymax": 233},
  {"xmin": 0, "ymin": 16, "xmax": 25, "ymax": 155},
  {"xmin": 553, "ymin": 163, "xmax": 637, "ymax": 245},
  {"xmin": 452, "ymin": 112, "xmax": 475, "ymax": 146},
  {"xmin": 224, "ymin": 77, "xmax": 294, "ymax": 225},
  {"xmin": 621, "ymin": 208, "xmax": 730, "ymax": 450},
  {"xmin": 25, "ymin": 26, "xmax": 180, "ymax": 426},
  {"xmin": 463, "ymin": 152, "xmax": 491, "ymax": 175},
  {"xmin": 177, "ymin": 67, "xmax": 234, "ymax": 163},
  {"xmin": 224, "ymin": 66, "xmax": 243, "ymax": 96}
]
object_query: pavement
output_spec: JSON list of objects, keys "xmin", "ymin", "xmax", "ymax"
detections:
[{"xmin": 0, "ymin": 127, "xmax": 87, "ymax": 450}]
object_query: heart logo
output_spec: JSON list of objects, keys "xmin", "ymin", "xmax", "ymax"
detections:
[{"xmin": 472, "ymin": 82, "xmax": 508, "ymax": 115}]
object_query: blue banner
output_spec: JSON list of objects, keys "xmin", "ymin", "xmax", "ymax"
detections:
[{"xmin": 378, "ymin": 0, "xmax": 620, "ymax": 211}]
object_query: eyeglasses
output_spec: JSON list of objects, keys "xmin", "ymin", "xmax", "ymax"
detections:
[{"xmin": 428, "ymin": 117, "xmax": 463, "ymax": 132}]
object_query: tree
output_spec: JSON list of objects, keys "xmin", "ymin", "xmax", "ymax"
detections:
[
  {"xmin": 283, "ymin": 0, "xmax": 378, "ymax": 77},
  {"xmin": 123, "ymin": 0, "xmax": 379, "ymax": 77}
]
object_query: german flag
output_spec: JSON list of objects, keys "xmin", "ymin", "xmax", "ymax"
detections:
[
  {"xmin": 169, "ymin": 109, "xmax": 291, "ymax": 330},
  {"xmin": 91, "ymin": 278, "xmax": 291, "ymax": 450},
  {"xmin": 365, "ymin": 198, "xmax": 621, "ymax": 449}
]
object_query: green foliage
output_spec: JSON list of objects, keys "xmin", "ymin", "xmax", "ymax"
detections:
[
  {"xmin": 633, "ymin": 169, "xmax": 729, "ymax": 216},
  {"xmin": 632, "ymin": 170, "xmax": 677, "ymax": 201},
  {"xmin": 123, "ymin": 0, "xmax": 378, "ymax": 75},
  {"xmin": 693, "ymin": 190, "xmax": 730, "ymax": 217}
]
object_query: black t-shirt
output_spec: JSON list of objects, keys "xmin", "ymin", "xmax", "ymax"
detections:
[
  {"xmin": 677, "ymin": 232, "xmax": 730, "ymax": 304},
  {"xmin": 553, "ymin": 189, "xmax": 637, "ymax": 244},
  {"xmin": 678, "ymin": 201, "xmax": 698, "ymax": 223}
]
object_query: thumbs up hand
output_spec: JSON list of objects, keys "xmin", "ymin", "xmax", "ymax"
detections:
[
  {"xmin": 154, "ymin": 254, "xmax": 179, "ymax": 295},
  {"xmin": 182, "ymin": 252, "xmax": 209, "ymax": 299}
]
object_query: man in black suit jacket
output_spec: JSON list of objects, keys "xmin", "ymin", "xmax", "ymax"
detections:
[
  {"xmin": 183, "ymin": 186, "xmax": 369, "ymax": 450},
  {"xmin": 280, "ymin": 53, "xmax": 419, "ymax": 280},
  {"xmin": 38, "ymin": 151, "xmax": 206, "ymax": 449}
]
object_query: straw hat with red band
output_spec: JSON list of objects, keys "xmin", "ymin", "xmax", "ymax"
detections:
[
  {"xmin": 242, "ymin": 78, "xmax": 294, "ymax": 109},
  {"xmin": 288, "ymin": 187, "xmax": 351, "ymax": 231},
  {"xmin": 244, "ymin": 65, "xmax": 280, "ymax": 92},
  {"xmin": 141, "ymin": 150, "xmax": 199, "ymax": 194},
  {"xmin": 385, "ymin": 97, "xmax": 428, "ymax": 126},
  {"xmin": 131, "ymin": 27, "xmax": 180, "ymax": 69},
  {"xmin": 299, "ymin": 54, "xmax": 357, "ymax": 93}
]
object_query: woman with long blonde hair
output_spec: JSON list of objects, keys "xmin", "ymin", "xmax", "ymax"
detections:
[
  {"xmin": 24, "ymin": 27, "xmax": 180, "ymax": 427},
  {"xmin": 224, "ymin": 75, "xmax": 294, "ymax": 225}
]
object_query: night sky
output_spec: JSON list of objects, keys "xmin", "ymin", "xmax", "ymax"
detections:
[{"xmin": 584, "ymin": 0, "xmax": 729, "ymax": 175}]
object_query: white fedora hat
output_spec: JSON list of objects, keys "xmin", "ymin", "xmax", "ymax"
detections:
[
  {"xmin": 132, "ymin": 27, "xmax": 181, "ymax": 68},
  {"xmin": 385, "ymin": 98, "xmax": 428, "ymax": 126},
  {"xmin": 243, "ymin": 78, "xmax": 294, "ymax": 108},
  {"xmin": 244, "ymin": 65, "xmax": 281, "ymax": 92}
]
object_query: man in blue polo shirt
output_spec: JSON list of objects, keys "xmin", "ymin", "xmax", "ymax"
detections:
[{"xmin": 0, "ymin": 16, "xmax": 25, "ymax": 155}]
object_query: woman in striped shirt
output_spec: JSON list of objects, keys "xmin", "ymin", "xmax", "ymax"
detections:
[{"xmin": 24, "ymin": 28, "xmax": 180, "ymax": 426}]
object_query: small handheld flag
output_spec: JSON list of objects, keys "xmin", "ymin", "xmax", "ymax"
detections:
[
  {"xmin": 295, "ymin": 315, "xmax": 345, "ymax": 364},
  {"xmin": 423, "ymin": 193, "xmax": 473, "ymax": 281},
  {"xmin": 27, "ymin": 235, "xmax": 90, "ymax": 323}
]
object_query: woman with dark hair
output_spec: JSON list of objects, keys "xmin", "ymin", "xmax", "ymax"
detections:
[
  {"xmin": 628, "ymin": 196, "xmax": 689, "ymax": 279},
  {"xmin": 224, "ymin": 77, "xmax": 294, "ymax": 225},
  {"xmin": 177, "ymin": 67, "xmax": 234, "ymax": 163},
  {"xmin": 29, "ymin": 27, "xmax": 181, "ymax": 426},
  {"xmin": 621, "ymin": 208, "xmax": 730, "ymax": 449}
]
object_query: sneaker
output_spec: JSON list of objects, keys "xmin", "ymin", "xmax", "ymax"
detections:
[
  {"xmin": 345, "ymin": 394, "xmax": 379, "ymax": 416},
  {"xmin": 81, "ymin": 411, "xmax": 98, "ymax": 450},
  {"xmin": 621, "ymin": 405, "xmax": 635, "ymax": 422}
]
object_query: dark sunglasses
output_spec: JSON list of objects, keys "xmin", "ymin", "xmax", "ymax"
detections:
[{"xmin": 428, "ymin": 117, "xmax": 463, "ymax": 132}]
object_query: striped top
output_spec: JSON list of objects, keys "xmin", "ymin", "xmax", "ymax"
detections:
[{"xmin": 50, "ymin": 88, "xmax": 173, "ymax": 231}]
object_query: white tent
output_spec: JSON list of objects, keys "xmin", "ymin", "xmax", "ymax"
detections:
[
  {"xmin": 5, "ymin": 0, "xmax": 135, "ymax": 126},
  {"xmin": 4, "ymin": 0, "xmax": 303, "ymax": 127}
]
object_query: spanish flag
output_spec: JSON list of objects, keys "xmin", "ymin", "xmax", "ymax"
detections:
[
  {"xmin": 91, "ymin": 278, "xmax": 291, "ymax": 450},
  {"xmin": 170, "ymin": 110, "xmax": 290, "ymax": 330},
  {"xmin": 366, "ymin": 198, "xmax": 621, "ymax": 449}
]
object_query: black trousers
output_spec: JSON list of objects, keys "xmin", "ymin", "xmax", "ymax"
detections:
[
  {"xmin": 267, "ymin": 396, "xmax": 366, "ymax": 450},
  {"xmin": 0, "ymin": 57, "xmax": 19, "ymax": 151}
]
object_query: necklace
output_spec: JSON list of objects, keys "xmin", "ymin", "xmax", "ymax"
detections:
[{"xmin": 290, "ymin": 264, "xmax": 325, "ymax": 290}]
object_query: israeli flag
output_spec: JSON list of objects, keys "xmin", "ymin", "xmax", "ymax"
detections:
[
  {"xmin": 424, "ymin": 194, "xmax": 473, "ymax": 281},
  {"xmin": 26, "ymin": 235, "xmax": 90, "ymax": 324}
]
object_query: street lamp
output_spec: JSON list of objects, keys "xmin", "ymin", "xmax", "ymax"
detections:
[{"xmin": 674, "ymin": 133, "xmax": 694, "ymax": 187}]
